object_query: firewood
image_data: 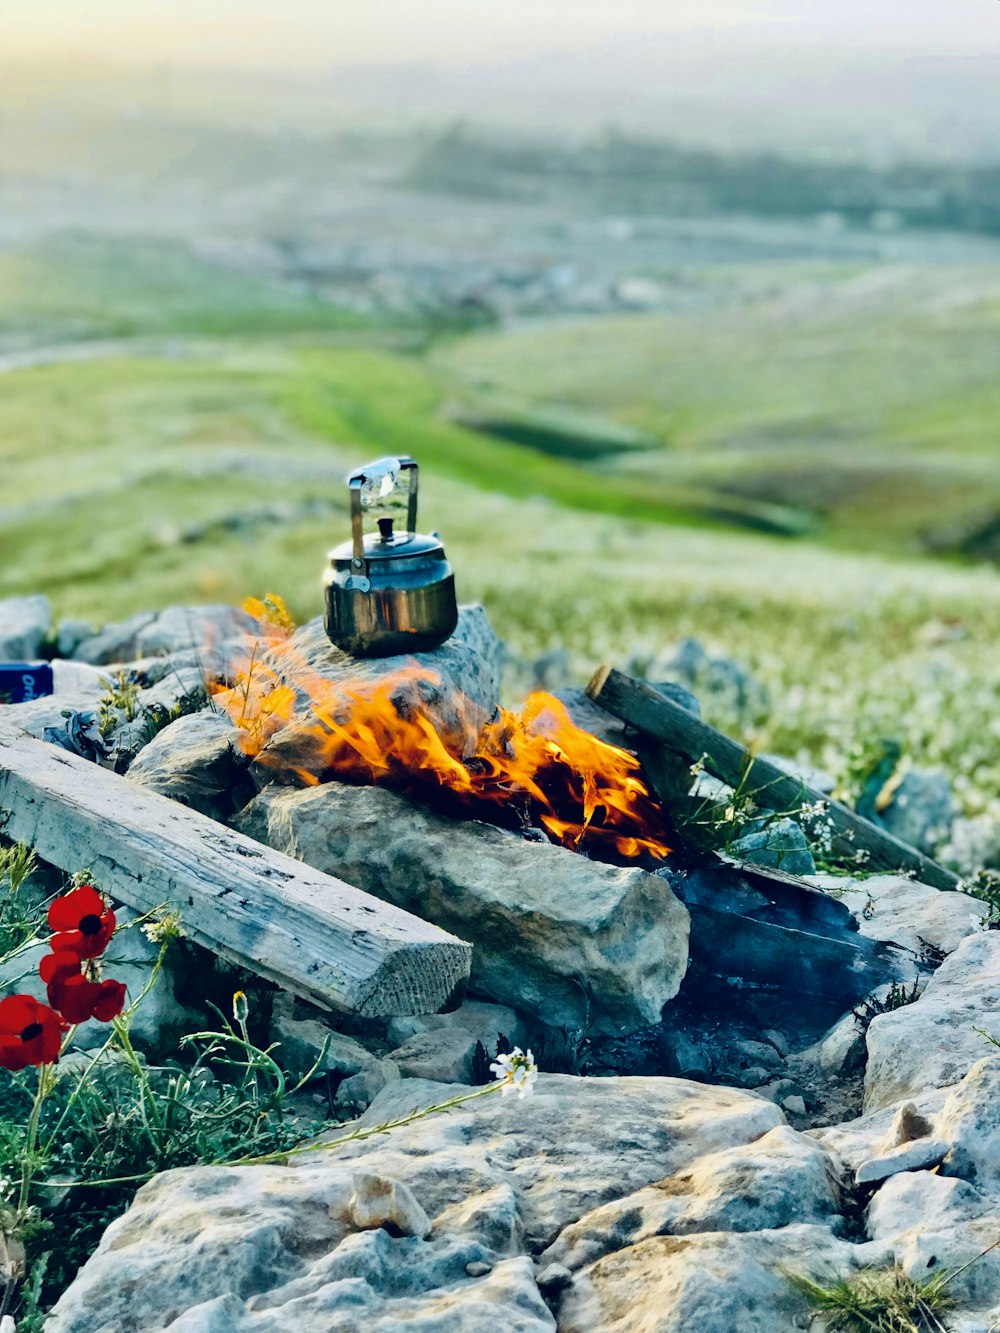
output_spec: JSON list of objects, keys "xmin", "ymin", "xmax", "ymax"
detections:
[
  {"xmin": 0, "ymin": 720, "xmax": 471, "ymax": 1017},
  {"xmin": 586, "ymin": 665, "xmax": 961, "ymax": 892}
]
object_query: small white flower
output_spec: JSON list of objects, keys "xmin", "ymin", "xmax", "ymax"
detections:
[{"xmin": 489, "ymin": 1047, "xmax": 538, "ymax": 1100}]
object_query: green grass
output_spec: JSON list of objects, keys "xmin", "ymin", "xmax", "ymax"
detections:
[{"xmin": 434, "ymin": 262, "xmax": 1000, "ymax": 556}]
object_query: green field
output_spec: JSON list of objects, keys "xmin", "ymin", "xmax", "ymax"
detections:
[{"xmin": 3, "ymin": 233, "xmax": 1000, "ymax": 827}]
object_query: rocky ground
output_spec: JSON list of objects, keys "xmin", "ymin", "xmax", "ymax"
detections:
[{"xmin": 2, "ymin": 593, "xmax": 999, "ymax": 1331}]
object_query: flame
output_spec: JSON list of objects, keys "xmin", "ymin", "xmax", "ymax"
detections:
[{"xmin": 214, "ymin": 609, "xmax": 670, "ymax": 863}]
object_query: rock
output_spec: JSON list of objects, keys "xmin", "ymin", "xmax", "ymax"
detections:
[
  {"xmin": 0, "ymin": 593, "xmax": 51, "ymax": 660},
  {"xmin": 385, "ymin": 1000, "xmax": 525, "ymax": 1056},
  {"xmin": 731, "ymin": 1038, "xmax": 784, "ymax": 1073},
  {"xmin": 135, "ymin": 604, "xmax": 259, "ymax": 659},
  {"xmin": 881, "ymin": 768, "xmax": 956, "ymax": 855},
  {"xmin": 855, "ymin": 1137, "xmax": 949, "ymax": 1185},
  {"xmin": 536, "ymin": 1263, "xmax": 572, "ymax": 1294},
  {"xmin": 542, "ymin": 1125, "xmax": 842, "ymax": 1274},
  {"xmin": 56, "ymin": 618, "xmax": 93, "ymax": 658},
  {"xmin": 761, "ymin": 1029, "xmax": 790, "ymax": 1058},
  {"xmin": 937, "ymin": 1056, "xmax": 1000, "ymax": 1185},
  {"xmin": 270, "ymin": 1008, "xmax": 379, "ymax": 1082},
  {"xmin": 862, "ymin": 1170, "xmax": 1000, "ymax": 1315},
  {"xmin": 127, "ymin": 711, "xmax": 249, "ymax": 820},
  {"xmin": 72, "ymin": 610, "xmax": 158, "ymax": 665},
  {"xmin": 556, "ymin": 1224, "xmax": 853, "ymax": 1333},
  {"xmin": 738, "ymin": 1066, "xmax": 771, "ymax": 1088},
  {"xmin": 388, "ymin": 1029, "xmax": 482, "ymax": 1084},
  {"xmin": 652, "ymin": 637, "xmax": 768, "ymax": 716},
  {"xmin": 234, "ymin": 782, "xmax": 690, "ymax": 1036},
  {"xmin": 810, "ymin": 1087, "xmax": 952, "ymax": 1178},
  {"xmin": 808, "ymin": 872, "xmax": 988, "ymax": 958},
  {"xmin": 864, "ymin": 932, "xmax": 1000, "ymax": 1111},
  {"xmin": 760, "ymin": 753, "xmax": 836, "ymax": 796},
  {"xmin": 730, "ymin": 818, "xmax": 816, "ymax": 876},
  {"xmin": 666, "ymin": 1032, "xmax": 710, "ymax": 1080},
  {"xmin": 334, "ymin": 1059, "xmax": 401, "ymax": 1113},
  {"xmin": 781, "ymin": 1096, "xmax": 807, "ymax": 1116},
  {"xmin": 51, "ymin": 1073, "xmax": 784, "ymax": 1332}
]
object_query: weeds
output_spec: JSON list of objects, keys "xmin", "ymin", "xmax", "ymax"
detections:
[
  {"xmin": 789, "ymin": 1263, "xmax": 955, "ymax": 1332},
  {"xmin": 852, "ymin": 980, "xmax": 922, "ymax": 1034}
]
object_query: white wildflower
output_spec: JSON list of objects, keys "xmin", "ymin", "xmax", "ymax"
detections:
[{"xmin": 490, "ymin": 1047, "xmax": 538, "ymax": 1100}]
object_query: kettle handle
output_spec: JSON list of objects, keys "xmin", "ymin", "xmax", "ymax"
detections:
[{"xmin": 348, "ymin": 456, "xmax": 419, "ymax": 566}]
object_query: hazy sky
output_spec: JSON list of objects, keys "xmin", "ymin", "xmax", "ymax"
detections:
[{"xmin": 7, "ymin": 0, "xmax": 1000, "ymax": 67}]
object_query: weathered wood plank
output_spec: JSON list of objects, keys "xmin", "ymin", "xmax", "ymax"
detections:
[
  {"xmin": 0, "ymin": 721, "xmax": 471, "ymax": 1017},
  {"xmin": 586, "ymin": 666, "xmax": 961, "ymax": 892}
]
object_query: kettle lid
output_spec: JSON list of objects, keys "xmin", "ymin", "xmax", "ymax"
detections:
[{"xmin": 330, "ymin": 516, "xmax": 447, "ymax": 569}]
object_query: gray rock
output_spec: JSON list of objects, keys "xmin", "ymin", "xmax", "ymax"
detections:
[
  {"xmin": 761, "ymin": 753, "xmax": 837, "ymax": 796},
  {"xmin": 135, "ymin": 604, "xmax": 259, "ymax": 659},
  {"xmin": 385, "ymin": 1000, "xmax": 525, "ymax": 1060},
  {"xmin": 881, "ymin": 768, "xmax": 956, "ymax": 855},
  {"xmin": 781, "ymin": 1095, "xmax": 807, "ymax": 1116},
  {"xmin": 652, "ymin": 637, "xmax": 768, "ymax": 716},
  {"xmin": 731, "ymin": 1038, "xmax": 784, "ymax": 1073},
  {"xmin": 865, "ymin": 932, "xmax": 1000, "ymax": 1112},
  {"xmin": 543, "ymin": 1124, "xmax": 842, "ymax": 1275},
  {"xmin": 855, "ymin": 1136, "xmax": 949, "ymax": 1185},
  {"xmin": 667, "ymin": 1033, "xmax": 710, "ymax": 1080},
  {"xmin": 127, "ymin": 711, "xmax": 247, "ymax": 819},
  {"xmin": 56, "ymin": 618, "xmax": 94, "ymax": 658},
  {"xmin": 270, "ymin": 1008, "xmax": 379, "ymax": 1082},
  {"xmin": 234, "ymin": 782, "xmax": 690, "ymax": 1036},
  {"xmin": 53, "ymin": 1073, "xmax": 785, "ymax": 1332},
  {"xmin": 0, "ymin": 593, "xmax": 51, "ymax": 660},
  {"xmin": 334, "ymin": 1059, "xmax": 401, "ymax": 1114},
  {"xmin": 937, "ymin": 1056, "xmax": 1000, "ymax": 1185},
  {"xmin": 738, "ymin": 1066, "xmax": 771, "ymax": 1088},
  {"xmin": 72, "ymin": 610, "xmax": 158, "ymax": 665},
  {"xmin": 761, "ymin": 1029, "xmax": 790, "ymax": 1058},
  {"xmin": 730, "ymin": 818, "xmax": 816, "ymax": 876},
  {"xmin": 388, "ymin": 1029, "xmax": 481, "ymax": 1084},
  {"xmin": 808, "ymin": 872, "xmax": 988, "ymax": 958},
  {"xmin": 559, "ymin": 1224, "xmax": 853, "ymax": 1333}
]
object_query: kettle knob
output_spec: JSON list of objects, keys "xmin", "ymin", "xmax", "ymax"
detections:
[{"xmin": 348, "ymin": 456, "xmax": 419, "ymax": 566}]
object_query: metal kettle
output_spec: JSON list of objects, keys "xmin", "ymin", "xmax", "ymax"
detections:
[{"xmin": 323, "ymin": 456, "xmax": 458, "ymax": 658}]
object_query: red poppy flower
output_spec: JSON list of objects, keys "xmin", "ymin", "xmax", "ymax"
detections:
[
  {"xmin": 0, "ymin": 994, "xmax": 64, "ymax": 1070},
  {"xmin": 91, "ymin": 980, "xmax": 127, "ymax": 1023},
  {"xmin": 48, "ymin": 886, "xmax": 116, "ymax": 959}
]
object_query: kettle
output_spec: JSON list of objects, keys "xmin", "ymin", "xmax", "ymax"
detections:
[{"xmin": 323, "ymin": 456, "xmax": 459, "ymax": 658}]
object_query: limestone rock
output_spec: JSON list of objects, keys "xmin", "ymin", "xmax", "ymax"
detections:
[
  {"xmin": 542, "ymin": 1125, "xmax": 842, "ymax": 1274},
  {"xmin": 864, "ymin": 932, "xmax": 1000, "ymax": 1111},
  {"xmin": 72, "ymin": 610, "xmax": 158, "ymax": 665},
  {"xmin": 270, "ymin": 1008, "xmax": 379, "ymax": 1082},
  {"xmin": 334, "ymin": 1059, "xmax": 401, "ymax": 1114},
  {"xmin": 855, "ymin": 1137, "xmax": 949, "ymax": 1186},
  {"xmin": 862, "ymin": 1169, "xmax": 1000, "ymax": 1315},
  {"xmin": 385, "ymin": 999, "xmax": 525, "ymax": 1056},
  {"xmin": 730, "ymin": 818, "xmax": 816, "ymax": 876},
  {"xmin": 556, "ymin": 1224, "xmax": 854, "ymax": 1333},
  {"xmin": 388, "ymin": 1029, "xmax": 482, "ymax": 1084},
  {"xmin": 809, "ymin": 872, "xmax": 989, "ymax": 958},
  {"xmin": 135, "ymin": 604, "xmax": 259, "ymax": 659},
  {"xmin": 127, "ymin": 711, "xmax": 249, "ymax": 819},
  {"xmin": 880, "ymin": 768, "xmax": 956, "ymax": 855},
  {"xmin": 0, "ymin": 593, "xmax": 51, "ymax": 660},
  {"xmin": 234, "ymin": 782, "xmax": 690, "ymax": 1036},
  {"xmin": 937, "ymin": 1056, "xmax": 1000, "ymax": 1185}
]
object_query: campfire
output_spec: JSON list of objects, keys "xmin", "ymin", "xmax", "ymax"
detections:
[{"xmin": 211, "ymin": 605, "xmax": 672, "ymax": 864}]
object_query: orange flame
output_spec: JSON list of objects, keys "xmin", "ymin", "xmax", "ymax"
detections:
[{"xmin": 214, "ymin": 610, "xmax": 670, "ymax": 863}]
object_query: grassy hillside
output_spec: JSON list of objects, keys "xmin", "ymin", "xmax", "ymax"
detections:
[
  {"xmin": 2, "ymin": 233, "xmax": 1000, "ymax": 821},
  {"xmin": 435, "ymin": 262, "xmax": 1000, "ymax": 559}
]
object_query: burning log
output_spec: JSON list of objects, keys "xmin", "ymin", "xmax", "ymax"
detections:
[
  {"xmin": 586, "ymin": 666, "xmax": 961, "ymax": 892},
  {"xmin": 0, "ymin": 720, "xmax": 471, "ymax": 1018}
]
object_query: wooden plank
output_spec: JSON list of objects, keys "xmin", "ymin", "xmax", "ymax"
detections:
[
  {"xmin": 586, "ymin": 666, "xmax": 961, "ymax": 892},
  {"xmin": 0, "ymin": 721, "xmax": 471, "ymax": 1017}
]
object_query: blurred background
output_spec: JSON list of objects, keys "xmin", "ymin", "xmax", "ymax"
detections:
[{"xmin": 2, "ymin": 1, "xmax": 999, "ymax": 845}]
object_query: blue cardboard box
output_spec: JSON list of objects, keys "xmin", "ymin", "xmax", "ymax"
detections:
[{"xmin": 0, "ymin": 662, "xmax": 55, "ymax": 705}]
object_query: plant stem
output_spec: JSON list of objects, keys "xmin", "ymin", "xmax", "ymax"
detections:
[
  {"xmin": 17, "ymin": 1065, "xmax": 51, "ymax": 1220},
  {"xmin": 224, "ymin": 1080, "xmax": 506, "ymax": 1169}
]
